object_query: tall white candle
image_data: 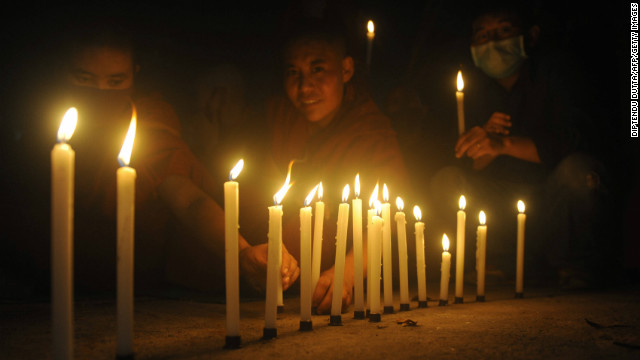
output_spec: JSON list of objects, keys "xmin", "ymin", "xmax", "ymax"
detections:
[
  {"xmin": 476, "ymin": 211, "xmax": 487, "ymax": 301},
  {"xmin": 395, "ymin": 197, "xmax": 409, "ymax": 310},
  {"xmin": 381, "ymin": 184, "xmax": 393, "ymax": 313},
  {"xmin": 300, "ymin": 185, "xmax": 317, "ymax": 330},
  {"xmin": 440, "ymin": 234, "xmax": 451, "ymax": 306},
  {"xmin": 366, "ymin": 184, "xmax": 379, "ymax": 316},
  {"xmin": 369, "ymin": 201, "xmax": 383, "ymax": 321},
  {"xmin": 330, "ymin": 185, "xmax": 350, "ymax": 324},
  {"xmin": 456, "ymin": 70, "xmax": 465, "ymax": 135},
  {"xmin": 414, "ymin": 206, "xmax": 427, "ymax": 307},
  {"xmin": 352, "ymin": 175, "xmax": 365, "ymax": 318},
  {"xmin": 366, "ymin": 20, "xmax": 375, "ymax": 69},
  {"xmin": 224, "ymin": 159, "xmax": 243, "ymax": 346},
  {"xmin": 264, "ymin": 173, "xmax": 291, "ymax": 338},
  {"xmin": 51, "ymin": 108, "xmax": 77, "ymax": 360},
  {"xmin": 311, "ymin": 182, "xmax": 324, "ymax": 295},
  {"xmin": 117, "ymin": 112, "xmax": 137, "ymax": 358},
  {"xmin": 516, "ymin": 201, "xmax": 526, "ymax": 297},
  {"xmin": 455, "ymin": 195, "xmax": 466, "ymax": 303}
]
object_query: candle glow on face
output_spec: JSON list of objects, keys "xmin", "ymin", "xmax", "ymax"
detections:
[
  {"xmin": 518, "ymin": 200, "xmax": 525, "ymax": 213},
  {"xmin": 413, "ymin": 205, "xmax": 422, "ymax": 221},
  {"xmin": 355, "ymin": 174, "xmax": 360, "ymax": 198},
  {"xmin": 396, "ymin": 197, "xmax": 404, "ymax": 211},
  {"xmin": 443, "ymin": 234, "xmax": 450, "ymax": 251},
  {"xmin": 341, "ymin": 184, "xmax": 350, "ymax": 203},
  {"xmin": 369, "ymin": 183, "xmax": 379, "ymax": 208},
  {"xmin": 367, "ymin": 20, "xmax": 374, "ymax": 34},
  {"xmin": 229, "ymin": 159, "xmax": 244, "ymax": 181},
  {"xmin": 305, "ymin": 185, "xmax": 318, "ymax": 207},
  {"xmin": 57, "ymin": 107, "xmax": 78, "ymax": 143},
  {"xmin": 459, "ymin": 195, "xmax": 466, "ymax": 210},
  {"xmin": 457, "ymin": 70, "xmax": 464, "ymax": 92},
  {"xmin": 479, "ymin": 210, "xmax": 486, "ymax": 225},
  {"xmin": 117, "ymin": 108, "xmax": 137, "ymax": 167}
]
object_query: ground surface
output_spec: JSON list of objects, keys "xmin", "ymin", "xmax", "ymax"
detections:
[{"xmin": 2, "ymin": 284, "xmax": 640, "ymax": 359}]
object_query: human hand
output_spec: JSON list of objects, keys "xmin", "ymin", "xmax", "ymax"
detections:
[
  {"xmin": 483, "ymin": 112, "xmax": 511, "ymax": 135},
  {"xmin": 239, "ymin": 243, "xmax": 300, "ymax": 292},
  {"xmin": 455, "ymin": 126, "xmax": 506, "ymax": 161},
  {"xmin": 312, "ymin": 266, "xmax": 354, "ymax": 315}
]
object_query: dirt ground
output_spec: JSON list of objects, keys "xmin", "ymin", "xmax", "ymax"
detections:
[{"xmin": 2, "ymin": 284, "xmax": 640, "ymax": 360}]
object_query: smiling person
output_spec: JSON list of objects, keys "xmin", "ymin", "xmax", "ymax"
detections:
[{"xmin": 266, "ymin": 20, "xmax": 409, "ymax": 314}]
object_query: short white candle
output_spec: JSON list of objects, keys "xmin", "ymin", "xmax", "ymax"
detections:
[
  {"xmin": 311, "ymin": 182, "xmax": 324, "ymax": 294},
  {"xmin": 476, "ymin": 211, "xmax": 487, "ymax": 301},
  {"xmin": 395, "ymin": 197, "xmax": 409, "ymax": 309},
  {"xmin": 51, "ymin": 108, "xmax": 77, "ymax": 360},
  {"xmin": 413, "ymin": 206, "xmax": 427, "ymax": 307},
  {"xmin": 456, "ymin": 70, "xmax": 465, "ymax": 135},
  {"xmin": 516, "ymin": 201, "xmax": 526, "ymax": 297},
  {"xmin": 366, "ymin": 20, "xmax": 375, "ymax": 69},
  {"xmin": 369, "ymin": 201, "xmax": 383, "ymax": 320},
  {"xmin": 440, "ymin": 234, "xmax": 452, "ymax": 306},
  {"xmin": 455, "ymin": 195, "xmax": 466, "ymax": 303},
  {"xmin": 330, "ymin": 185, "xmax": 350, "ymax": 322},
  {"xmin": 381, "ymin": 184, "xmax": 393, "ymax": 312},
  {"xmin": 300, "ymin": 185, "xmax": 318, "ymax": 327},
  {"xmin": 352, "ymin": 175, "xmax": 365, "ymax": 317},
  {"xmin": 117, "ymin": 112, "xmax": 137, "ymax": 358},
  {"xmin": 224, "ymin": 159, "xmax": 243, "ymax": 345}
]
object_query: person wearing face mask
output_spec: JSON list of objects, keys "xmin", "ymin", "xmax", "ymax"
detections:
[{"xmin": 430, "ymin": 5, "xmax": 613, "ymax": 289}]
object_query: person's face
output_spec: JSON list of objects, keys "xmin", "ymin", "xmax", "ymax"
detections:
[
  {"xmin": 284, "ymin": 40, "xmax": 354, "ymax": 127},
  {"xmin": 471, "ymin": 13, "xmax": 523, "ymax": 47},
  {"xmin": 67, "ymin": 46, "xmax": 135, "ymax": 90}
]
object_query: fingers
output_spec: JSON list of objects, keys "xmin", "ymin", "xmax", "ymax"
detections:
[
  {"xmin": 485, "ymin": 112, "xmax": 512, "ymax": 134},
  {"xmin": 312, "ymin": 274, "xmax": 332, "ymax": 314},
  {"xmin": 455, "ymin": 126, "xmax": 485, "ymax": 158},
  {"xmin": 280, "ymin": 245, "xmax": 299, "ymax": 289}
]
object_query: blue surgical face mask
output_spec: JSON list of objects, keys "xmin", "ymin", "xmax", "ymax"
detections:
[{"xmin": 471, "ymin": 35, "xmax": 527, "ymax": 79}]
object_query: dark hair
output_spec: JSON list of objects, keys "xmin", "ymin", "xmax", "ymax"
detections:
[
  {"xmin": 468, "ymin": 1, "xmax": 536, "ymax": 35},
  {"xmin": 61, "ymin": 19, "xmax": 136, "ymax": 68},
  {"xmin": 281, "ymin": 18, "xmax": 350, "ymax": 60}
]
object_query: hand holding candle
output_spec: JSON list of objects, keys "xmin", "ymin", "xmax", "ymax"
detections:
[
  {"xmin": 330, "ymin": 185, "xmax": 350, "ymax": 325},
  {"xmin": 456, "ymin": 70, "xmax": 465, "ymax": 135},
  {"xmin": 224, "ymin": 159, "xmax": 243, "ymax": 347},
  {"xmin": 440, "ymin": 234, "xmax": 451, "ymax": 306},
  {"xmin": 366, "ymin": 20, "xmax": 375, "ymax": 69},
  {"xmin": 516, "ymin": 200, "xmax": 526, "ymax": 298},
  {"xmin": 476, "ymin": 211, "xmax": 487, "ymax": 302}
]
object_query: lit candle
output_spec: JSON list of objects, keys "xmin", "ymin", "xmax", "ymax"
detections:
[
  {"xmin": 476, "ymin": 211, "xmax": 487, "ymax": 302},
  {"xmin": 330, "ymin": 185, "xmax": 350, "ymax": 325},
  {"xmin": 311, "ymin": 182, "xmax": 324, "ymax": 301},
  {"xmin": 264, "ymin": 171, "xmax": 292, "ymax": 339},
  {"xmin": 51, "ymin": 107, "xmax": 77, "ymax": 360},
  {"xmin": 366, "ymin": 20, "xmax": 375, "ymax": 69},
  {"xmin": 516, "ymin": 201, "xmax": 526, "ymax": 298},
  {"xmin": 456, "ymin": 70, "xmax": 465, "ymax": 135},
  {"xmin": 414, "ymin": 206, "xmax": 427, "ymax": 308},
  {"xmin": 224, "ymin": 159, "xmax": 243, "ymax": 348},
  {"xmin": 440, "ymin": 234, "xmax": 451, "ymax": 306},
  {"xmin": 117, "ymin": 109, "xmax": 137, "ymax": 358},
  {"xmin": 352, "ymin": 175, "xmax": 365, "ymax": 319},
  {"xmin": 455, "ymin": 195, "xmax": 466, "ymax": 304},
  {"xmin": 366, "ymin": 183, "xmax": 379, "ymax": 317},
  {"xmin": 381, "ymin": 184, "xmax": 393, "ymax": 314},
  {"xmin": 369, "ymin": 201, "xmax": 383, "ymax": 322},
  {"xmin": 300, "ymin": 185, "xmax": 318, "ymax": 331},
  {"xmin": 395, "ymin": 197, "xmax": 409, "ymax": 311}
]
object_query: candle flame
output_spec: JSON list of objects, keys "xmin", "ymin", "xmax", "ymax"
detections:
[
  {"xmin": 342, "ymin": 184, "xmax": 350, "ymax": 203},
  {"xmin": 479, "ymin": 211, "xmax": 486, "ymax": 225},
  {"xmin": 117, "ymin": 106, "xmax": 137, "ymax": 167},
  {"xmin": 369, "ymin": 183, "xmax": 379, "ymax": 208},
  {"xmin": 367, "ymin": 20, "xmax": 374, "ymax": 34},
  {"xmin": 318, "ymin": 182, "xmax": 323, "ymax": 201},
  {"xmin": 413, "ymin": 205, "xmax": 421, "ymax": 221},
  {"xmin": 229, "ymin": 159, "xmax": 244, "ymax": 181},
  {"xmin": 459, "ymin": 195, "xmax": 466, "ymax": 210},
  {"xmin": 374, "ymin": 200, "xmax": 382, "ymax": 216},
  {"xmin": 383, "ymin": 183, "xmax": 389, "ymax": 202},
  {"xmin": 57, "ymin": 107, "xmax": 77, "ymax": 143},
  {"xmin": 305, "ymin": 185, "xmax": 318, "ymax": 207},
  {"xmin": 273, "ymin": 162, "xmax": 294, "ymax": 205},
  {"xmin": 355, "ymin": 174, "xmax": 360, "ymax": 198},
  {"xmin": 443, "ymin": 234, "xmax": 450, "ymax": 251},
  {"xmin": 396, "ymin": 197, "xmax": 404, "ymax": 211},
  {"xmin": 517, "ymin": 200, "xmax": 525, "ymax": 213},
  {"xmin": 457, "ymin": 70, "xmax": 464, "ymax": 92}
]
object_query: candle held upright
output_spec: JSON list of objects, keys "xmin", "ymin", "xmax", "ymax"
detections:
[
  {"xmin": 299, "ymin": 185, "xmax": 318, "ymax": 331},
  {"xmin": 455, "ymin": 195, "xmax": 466, "ymax": 304},
  {"xmin": 456, "ymin": 70, "xmax": 465, "ymax": 135},
  {"xmin": 413, "ymin": 205, "xmax": 427, "ymax": 308},
  {"xmin": 330, "ymin": 185, "xmax": 350, "ymax": 325},
  {"xmin": 381, "ymin": 184, "xmax": 394, "ymax": 314},
  {"xmin": 476, "ymin": 211, "xmax": 487, "ymax": 302},
  {"xmin": 224, "ymin": 159, "xmax": 243, "ymax": 348},
  {"xmin": 366, "ymin": 20, "xmax": 375, "ymax": 70},
  {"xmin": 51, "ymin": 107, "xmax": 77, "ymax": 360},
  {"xmin": 369, "ymin": 200, "xmax": 383, "ymax": 322},
  {"xmin": 440, "ymin": 234, "xmax": 452, "ymax": 306},
  {"xmin": 516, "ymin": 201, "xmax": 526, "ymax": 298},
  {"xmin": 395, "ymin": 197, "xmax": 409, "ymax": 311},
  {"xmin": 352, "ymin": 175, "xmax": 365, "ymax": 319}
]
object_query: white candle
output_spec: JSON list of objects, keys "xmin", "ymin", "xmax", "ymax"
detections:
[
  {"xmin": 366, "ymin": 20, "xmax": 375, "ymax": 69},
  {"xmin": 456, "ymin": 70, "xmax": 465, "ymax": 135},
  {"xmin": 476, "ymin": 211, "xmax": 487, "ymax": 301},
  {"xmin": 516, "ymin": 201, "xmax": 526, "ymax": 297},
  {"xmin": 51, "ymin": 108, "xmax": 77, "ymax": 360},
  {"xmin": 413, "ymin": 206, "xmax": 427, "ymax": 307},
  {"xmin": 117, "ymin": 111, "xmax": 137, "ymax": 358},
  {"xmin": 300, "ymin": 185, "xmax": 317, "ymax": 330},
  {"xmin": 455, "ymin": 195, "xmax": 466, "ymax": 303},
  {"xmin": 264, "ymin": 173, "xmax": 291, "ymax": 338},
  {"xmin": 381, "ymin": 184, "xmax": 393, "ymax": 313},
  {"xmin": 311, "ymin": 182, "xmax": 324, "ymax": 296},
  {"xmin": 224, "ymin": 159, "xmax": 243, "ymax": 346},
  {"xmin": 366, "ymin": 184, "xmax": 379, "ymax": 315},
  {"xmin": 395, "ymin": 197, "xmax": 409, "ymax": 310},
  {"xmin": 369, "ymin": 201, "xmax": 383, "ymax": 321},
  {"xmin": 352, "ymin": 175, "xmax": 365, "ymax": 318},
  {"xmin": 440, "ymin": 234, "xmax": 451, "ymax": 306},
  {"xmin": 330, "ymin": 185, "xmax": 350, "ymax": 324}
]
